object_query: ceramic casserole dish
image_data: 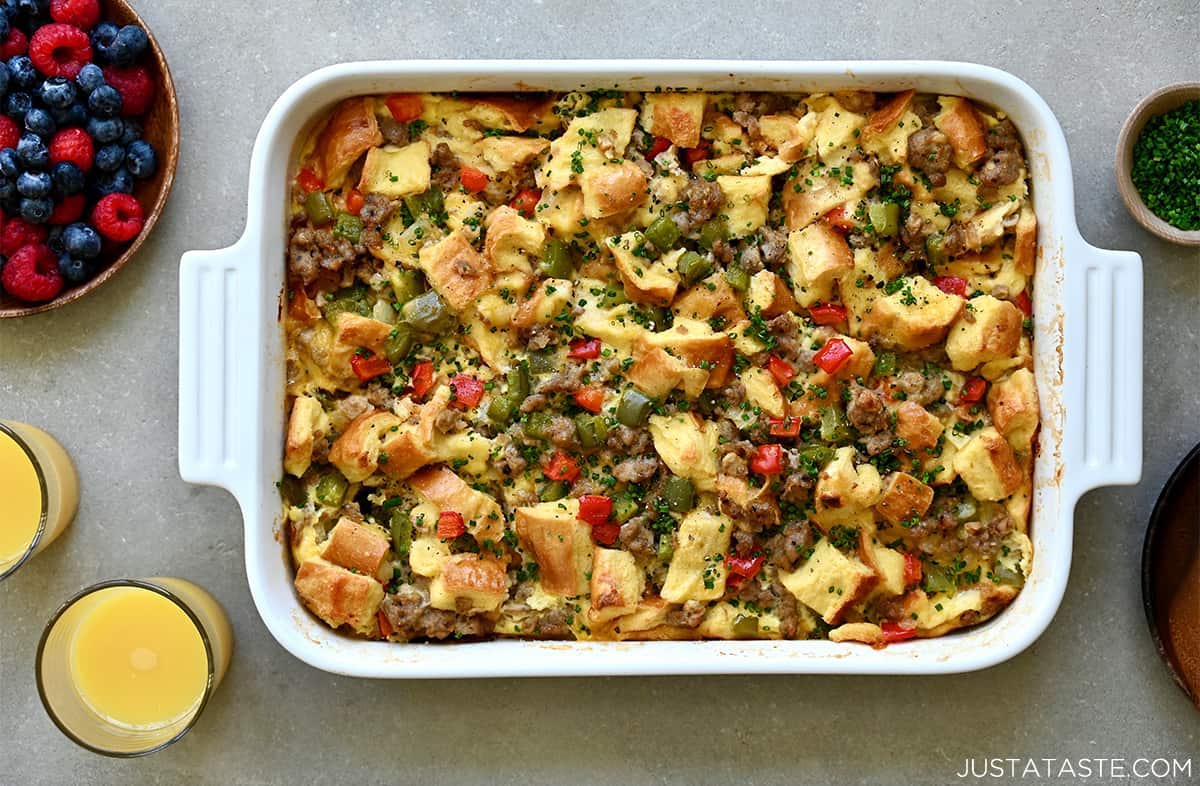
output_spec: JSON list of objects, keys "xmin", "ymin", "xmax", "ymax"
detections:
[{"xmin": 178, "ymin": 60, "xmax": 1143, "ymax": 677}]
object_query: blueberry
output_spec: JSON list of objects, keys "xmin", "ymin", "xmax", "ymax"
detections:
[
  {"xmin": 4, "ymin": 91, "xmax": 31, "ymax": 121},
  {"xmin": 86, "ymin": 116, "xmax": 123, "ymax": 144},
  {"xmin": 50, "ymin": 102, "xmax": 87, "ymax": 128},
  {"xmin": 23, "ymin": 107, "xmax": 54, "ymax": 137},
  {"xmin": 108, "ymin": 25, "xmax": 149, "ymax": 67},
  {"xmin": 19, "ymin": 195, "xmax": 52, "ymax": 223},
  {"xmin": 90, "ymin": 21, "xmax": 119, "ymax": 64},
  {"xmin": 39, "ymin": 77, "xmax": 76, "ymax": 109},
  {"xmin": 0, "ymin": 148, "xmax": 19, "ymax": 177},
  {"xmin": 94, "ymin": 143, "xmax": 124, "ymax": 173},
  {"xmin": 0, "ymin": 14, "xmax": 9, "ymax": 41},
  {"xmin": 0, "ymin": 59, "xmax": 9, "ymax": 98},
  {"xmin": 57, "ymin": 254, "xmax": 91, "ymax": 284},
  {"xmin": 51, "ymin": 161, "xmax": 84, "ymax": 195},
  {"xmin": 75, "ymin": 63, "xmax": 105, "ymax": 94},
  {"xmin": 0, "ymin": 176, "xmax": 13, "ymax": 200},
  {"xmin": 47, "ymin": 223, "xmax": 63, "ymax": 253},
  {"xmin": 94, "ymin": 167, "xmax": 133, "ymax": 196},
  {"xmin": 16, "ymin": 132, "xmax": 47, "ymax": 170},
  {"xmin": 125, "ymin": 139, "xmax": 155, "ymax": 179},
  {"xmin": 87, "ymin": 85, "xmax": 122, "ymax": 119},
  {"xmin": 63, "ymin": 222, "xmax": 101, "ymax": 259},
  {"xmin": 17, "ymin": 170, "xmax": 50, "ymax": 198},
  {"xmin": 7, "ymin": 56, "xmax": 37, "ymax": 90},
  {"xmin": 119, "ymin": 119, "xmax": 142, "ymax": 145}
]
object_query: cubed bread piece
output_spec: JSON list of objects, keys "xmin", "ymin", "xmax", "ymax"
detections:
[
  {"xmin": 311, "ymin": 97, "xmax": 382, "ymax": 188},
  {"xmin": 581, "ymin": 161, "xmax": 648, "ymax": 219},
  {"xmin": 329, "ymin": 410, "xmax": 404, "ymax": 482},
  {"xmin": 718, "ymin": 175, "xmax": 772, "ymax": 238},
  {"xmin": 478, "ymin": 136, "xmax": 549, "ymax": 174},
  {"xmin": 639, "ymin": 92, "xmax": 706, "ymax": 148},
  {"xmin": 747, "ymin": 269, "xmax": 799, "ymax": 318},
  {"xmin": 813, "ymin": 100, "xmax": 867, "ymax": 164},
  {"xmin": 674, "ymin": 273, "xmax": 746, "ymax": 323},
  {"xmin": 539, "ymin": 108, "xmax": 638, "ymax": 190},
  {"xmin": 1013, "ymin": 205, "xmax": 1037, "ymax": 276},
  {"xmin": 513, "ymin": 278, "xmax": 573, "ymax": 328},
  {"xmin": 358, "ymin": 141, "xmax": 430, "ymax": 197},
  {"xmin": 409, "ymin": 535, "xmax": 451, "ymax": 578},
  {"xmin": 321, "ymin": 517, "xmax": 391, "ymax": 579},
  {"xmin": 698, "ymin": 602, "xmax": 784, "ymax": 640},
  {"xmin": 418, "ymin": 231, "xmax": 494, "ymax": 311},
  {"xmin": 429, "ymin": 553, "xmax": 508, "ymax": 613},
  {"xmin": 628, "ymin": 319, "xmax": 733, "ymax": 397},
  {"xmin": 781, "ymin": 160, "xmax": 876, "ymax": 231},
  {"xmin": 933, "ymin": 97, "xmax": 988, "ymax": 170},
  {"xmin": 953, "ymin": 426, "xmax": 1023, "ymax": 501},
  {"xmin": 333, "ymin": 312, "xmax": 393, "ymax": 362},
  {"xmin": 740, "ymin": 156, "xmax": 793, "ymax": 177},
  {"xmin": 786, "ymin": 221, "xmax": 854, "ymax": 307},
  {"xmin": 609, "ymin": 232, "xmax": 680, "ymax": 306},
  {"xmin": 589, "ymin": 548, "xmax": 646, "ymax": 623},
  {"xmin": 574, "ymin": 301, "xmax": 648, "ymax": 355},
  {"xmin": 484, "ymin": 205, "xmax": 545, "ymax": 275},
  {"xmin": 894, "ymin": 401, "xmax": 944, "ymax": 452},
  {"xmin": 648, "ymin": 413, "xmax": 720, "ymax": 492},
  {"xmin": 294, "ymin": 558, "xmax": 383, "ymax": 636},
  {"xmin": 716, "ymin": 474, "xmax": 780, "ymax": 529},
  {"xmin": 739, "ymin": 366, "xmax": 786, "ymax": 418},
  {"xmin": 828, "ymin": 621, "xmax": 884, "ymax": 645},
  {"xmin": 779, "ymin": 539, "xmax": 877, "ymax": 624},
  {"xmin": 875, "ymin": 472, "xmax": 935, "ymax": 526},
  {"xmin": 611, "ymin": 596, "xmax": 671, "ymax": 636},
  {"xmin": 534, "ymin": 186, "xmax": 586, "ymax": 237},
  {"xmin": 285, "ymin": 394, "xmax": 329, "ymax": 478},
  {"xmin": 757, "ymin": 113, "xmax": 813, "ymax": 162},
  {"xmin": 627, "ymin": 340, "xmax": 709, "ymax": 400},
  {"xmin": 813, "ymin": 446, "xmax": 883, "ymax": 530},
  {"xmin": 987, "ymin": 368, "xmax": 1038, "ymax": 451},
  {"xmin": 860, "ymin": 538, "xmax": 908, "ymax": 597},
  {"xmin": 945, "ymin": 295, "xmax": 1023, "ymax": 371},
  {"xmin": 374, "ymin": 396, "xmax": 444, "ymax": 481},
  {"xmin": 408, "ymin": 464, "xmax": 505, "ymax": 547},
  {"xmin": 514, "ymin": 498, "xmax": 591, "ymax": 597},
  {"xmin": 661, "ymin": 509, "xmax": 734, "ymax": 603},
  {"xmin": 843, "ymin": 275, "xmax": 963, "ymax": 350}
]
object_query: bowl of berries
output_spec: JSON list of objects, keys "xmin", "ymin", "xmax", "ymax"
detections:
[{"xmin": 0, "ymin": 0, "xmax": 177, "ymax": 317}]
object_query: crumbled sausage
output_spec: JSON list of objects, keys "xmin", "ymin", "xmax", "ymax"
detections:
[
  {"xmin": 613, "ymin": 455, "xmax": 661, "ymax": 483},
  {"xmin": 907, "ymin": 127, "xmax": 953, "ymax": 187}
]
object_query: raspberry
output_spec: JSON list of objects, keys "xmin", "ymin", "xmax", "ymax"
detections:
[
  {"xmin": 1, "ymin": 243, "xmax": 63, "ymax": 302},
  {"xmin": 91, "ymin": 192, "xmax": 143, "ymax": 241},
  {"xmin": 1, "ymin": 217, "xmax": 49, "ymax": 255},
  {"xmin": 0, "ymin": 28, "xmax": 28, "ymax": 60},
  {"xmin": 0, "ymin": 116, "xmax": 19, "ymax": 151},
  {"xmin": 48, "ymin": 194, "xmax": 86, "ymax": 225},
  {"xmin": 49, "ymin": 127, "xmax": 94, "ymax": 172},
  {"xmin": 30, "ymin": 24, "xmax": 93, "ymax": 80},
  {"xmin": 50, "ymin": 0, "xmax": 101, "ymax": 30},
  {"xmin": 101, "ymin": 65, "xmax": 154, "ymax": 117}
]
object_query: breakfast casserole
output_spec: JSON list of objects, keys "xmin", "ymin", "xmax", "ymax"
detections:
[{"xmin": 280, "ymin": 87, "xmax": 1039, "ymax": 646}]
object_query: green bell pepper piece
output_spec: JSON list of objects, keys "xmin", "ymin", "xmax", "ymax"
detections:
[
  {"xmin": 873, "ymin": 351, "xmax": 897, "ymax": 377},
  {"xmin": 538, "ymin": 239, "xmax": 573, "ymax": 278},
  {"xmin": 333, "ymin": 211, "xmax": 363, "ymax": 244},
  {"xmin": 575, "ymin": 413, "xmax": 610, "ymax": 449},
  {"xmin": 304, "ymin": 191, "xmax": 334, "ymax": 226},
  {"xmin": 539, "ymin": 480, "xmax": 569, "ymax": 502},
  {"xmin": 313, "ymin": 471, "xmax": 348, "ymax": 507},
  {"xmin": 868, "ymin": 201, "xmax": 900, "ymax": 237},
  {"xmin": 402, "ymin": 290, "xmax": 452, "ymax": 332},
  {"xmin": 724, "ymin": 263, "xmax": 750, "ymax": 292},
  {"xmin": 677, "ymin": 251, "xmax": 711, "ymax": 286},
  {"xmin": 611, "ymin": 494, "xmax": 639, "ymax": 524},
  {"xmin": 697, "ymin": 219, "xmax": 727, "ymax": 250},
  {"xmin": 662, "ymin": 476, "xmax": 695, "ymax": 512},
  {"xmin": 390, "ymin": 510, "xmax": 413, "ymax": 557},
  {"xmin": 644, "ymin": 215, "xmax": 681, "ymax": 251},
  {"xmin": 617, "ymin": 388, "xmax": 654, "ymax": 427}
]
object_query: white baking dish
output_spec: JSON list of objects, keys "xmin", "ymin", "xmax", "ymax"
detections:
[{"xmin": 178, "ymin": 60, "xmax": 1143, "ymax": 677}]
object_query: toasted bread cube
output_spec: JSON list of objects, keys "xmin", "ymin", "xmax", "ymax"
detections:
[
  {"xmin": 285, "ymin": 395, "xmax": 329, "ymax": 478},
  {"xmin": 1014, "ymin": 205, "xmax": 1037, "ymax": 276},
  {"xmin": 534, "ymin": 186, "xmax": 586, "ymax": 237},
  {"xmin": 478, "ymin": 135, "xmax": 549, "ymax": 174},
  {"xmin": 716, "ymin": 474, "xmax": 780, "ymax": 529},
  {"xmin": 894, "ymin": 401, "xmax": 944, "ymax": 453},
  {"xmin": 321, "ymin": 517, "xmax": 391, "ymax": 579},
  {"xmin": 294, "ymin": 558, "xmax": 383, "ymax": 636},
  {"xmin": 648, "ymin": 413, "xmax": 720, "ymax": 492},
  {"xmin": 358, "ymin": 141, "xmax": 430, "ymax": 198},
  {"xmin": 539, "ymin": 108, "xmax": 638, "ymax": 190},
  {"xmin": 740, "ymin": 156, "xmax": 793, "ymax": 177},
  {"xmin": 409, "ymin": 535, "xmax": 451, "ymax": 578},
  {"xmin": 408, "ymin": 465, "xmax": 505, "ymax": 547},
  {"xmin": 779, "ymin": 539, "xmax": 877, "ymax": 624},
  {"xmin": 609, "ymin": 232, "xmax": 680, "ymax": 306},
  {"xmin": 513, "ymin": 278, "xmax": 573, "ymax": 328},
  {"xmin": 875, "ymin": 472, "xmax": 935, "ymax": 526},
  {"xmin": 813, "ymin": 100, "xmax": 867, "ymax": 164},
  {"xmin": 844, "ymin": 275, "xmax": 963, "ymax": 350},
  {"xmin": 311, "ymin": 97, "xmax": 382, "ymax": 188},
  {"xmin": 629, "ymin": 319, "xmax": 734, "ymax": 397},
  {"xmin": 758, "ymin": 113, "xmax": 814, "ymax": 162},
  {"xmin": 747, "ymin": 269, "xmax": 800, "ymax": 318},
  {"xmin": 814, "ymin": 446, "xmax": 883, "ymax": 530},
  {"xmin": 987, "ymin": 368, "xmax": 1038, "ymax": 451},
  {"xmin": 483, "ymin": 205, "xmax": 545, "ymax": 275},
  {"xmin": 639, "ymin": 92, "xmax": 706, "ymax": 148},
  {"xmin": 945, "ymin": 295, "xmax": 1023, "ymax": 371},
  {"xmin": 828, "ymin": 622, "xmax": 884, "ymax": 645},
  {"xmin": 429, "ymin": 553, "xmax": 508, "ymax": 613},
  {"xmin": 328, "ymin": 410, "xmax": 403, "ymax": 483},
  {"xmin": 589, "ymin": 548, "xmax": 645, "ymax": 623},
  {"xmin": 933, "ymin": 97, "xmax": 988, "ymax": 170},
  {"xmin": 627, "ymin": 341, "xmax": 706, "ymax": 399},
  {"xmin": 418, "ymin": 231, "xmax": 494, "ymax": 311},
  {"xmin": 698, "ymin": 602, "xmax": 784, "ymax": 639},
  {"xmin": 333, "ymin": 312, "xmax": 393, "ymax": 361},
  {"xmin": 674, "ymin": 273, "xmax": 745, "ymax": 323},
  {"xmin": 781, "ymin": 161, "xmax": 876, "ymax": 231},
  {"xmin": 860, "ymin": 539, "xmax": 908, "ymax": 597},
  {"xmin": 953, "ymin": 426, "xmax": 1023, "ymax": 501},
  {"xmin": 786, "ymin": 221, "xmax": 854, "ymax": 307},
  {"xmin": 574, "ymin": 302, "xmax": 647, "ymax": 355},
  {"xmin": 374, "ymin": 411, "xmax": 442, "ymax": 482},
  {"xmin": 661, "ymin": 509, "xmax": 734, "ymax": 603},
  {"xmin": 718, "ymin": 175, "xmax": 772, "ymax": 238},
  {"xmin": 514, "ymin": 498, "xmax": 592, "ymax": 597},
  {"xmin": 737, "ymin": 366, "xmax": 783, "ymax": 418},
  {"xmin": 581, "ymin": 161, "xmax": 649, "ymax": 219},
  {"xmin": 611, "ymin": 596, "xmax": 672, "ymax": 635}
]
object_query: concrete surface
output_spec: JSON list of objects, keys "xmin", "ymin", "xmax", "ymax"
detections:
[{"xmin": 1, "ymin": 1, "xmax": 1197, "ymax": 784}]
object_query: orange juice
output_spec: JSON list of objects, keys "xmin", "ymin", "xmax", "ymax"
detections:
[
  {"xmin": 0, "ymin": 426, "xmax": 42, "ymax": 564},
  {"xmin": 0, "ymin": 421, "xmax": 77, "ymax": 579},
  {"xmin": 69, "ymin": 586, "xmax": 209, "ymax": 729}
]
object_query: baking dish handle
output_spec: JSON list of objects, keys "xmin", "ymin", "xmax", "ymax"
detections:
[
  {"xmin": 1066, "ymin": 241, "xmax": 1143, "ymax": 493},
  {"xmin": 178, "ymin": 237, "xmax": 252, "ymax": 495}
]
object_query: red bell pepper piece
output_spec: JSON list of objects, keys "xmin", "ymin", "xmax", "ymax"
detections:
[
  {"xmin": 646, "ymin": 136, "xmax": 671, "ymax": 160},
  {"xmin": 813, "ymin": 338, "xmax": 853, "ymax": 375},
  {"xmin": 591, "ymin": 521, "xmax": 621, "ymax": 546},
  {"xmin": 768, "ymin": 416, "xmax": 802, "ymax": 438},
  {"xmin": 459, "ymin": 166, "xmax": 490, "ymax": 194},
  {"xmin": 880, "ymin": 620, "xmax": 917, "ymax": 644},
  {"xmin": 448, "ymin": 374, "xmax": 485, "ymax": 409},
  {"xmin": 510, "ymin": 188, "xmax": 541, "ymax": 219},
  {"xmin": 577, "ymin": 495, "xmax": 613, "ymax": 527},
  {"xmin": 385, "ymin": 93, "xmax": 424, "ymax": 123},
  {"xmin": 824, "ymin": 205, "xmax": 856, "ymax": 232},
  {"xmin": 567, "ymin": 337, "xmax": 601, "ymax": 359},
  {"xmin": 350, "ymin": 352, "xmax": 391, "ymax": 382},
  {"xmin": 344, "ymin": 188, "xmax": 365, "ymax": 216},
  {"xmin": 749, "ymin": 444, "xmax": 784, "ymax": 475},
  {"xmin": 543, "ymin": 450, "xmax": 580, "ymax": 482},
  {"xmin": 767, "ymin": 354, "xmax": 795, "ymax": 386},
  {"xmin": 296, "ymin": 167, "xmax": 324, "ymax": 193},
  {"xmin": 574, "ymin": 387, "xmax": 605, "ymax": 414},
  {"xmin": 809, "ymin": 303, "xmax": 848, "ymax": 326},
  {"xmin": 725, "ymin": 553, "xmax": 764, "ymax": 588},
  {"xmin": 410, "ymin": 360, "xmax": 435, "ymax": 398},
  {"xmin": 932, "ymin": 276, "xmax": 968, "ymax": 297},
  {"xmin": 437, "ymin": 511, "xmax": 466, "ymax": 539},
  {"xmin": 377, "ymin": 609, "xmax": 394, "ymax": 639},
  {"xmin": 684, "ymin": 140, "xmax": 712, "ymax": 165},
  {"xmin": 903, "ymin": 553, "xmax": 923, "ymax": 587},
  {"xmin": 958, "ymin": 377, "xmax": 987, "ymax": 405},
  {"xmin": 1015, "ymin": 290, "xmax": 1032, "ymax": 316}
]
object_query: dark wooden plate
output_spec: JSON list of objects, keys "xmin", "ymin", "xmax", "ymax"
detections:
[{"xmin": 0, "ymin": 0, "xmax": 179, "ymax": 318}]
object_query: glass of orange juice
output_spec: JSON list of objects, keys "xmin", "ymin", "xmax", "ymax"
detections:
[
  {"xmin": 0, "ymin": 420, "xmax": 79, "ymax": 581},
  {"xmin": 36, "ymin": 577, "xmax": 234, "ymax": 757}
]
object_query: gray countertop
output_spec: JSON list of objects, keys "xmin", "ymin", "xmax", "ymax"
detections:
[{"xmin": 1, "ymin": 2, "xmax": 1197, "ymax": 784}]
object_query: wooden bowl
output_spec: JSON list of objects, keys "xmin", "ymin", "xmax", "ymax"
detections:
[
  {"xmin": 1115, "ymin": 82, "xmax": 1200, "ymax": 247},
  {"xmin": 0, "ymin": 0, "xmax": 179, "ymax": 318}
]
